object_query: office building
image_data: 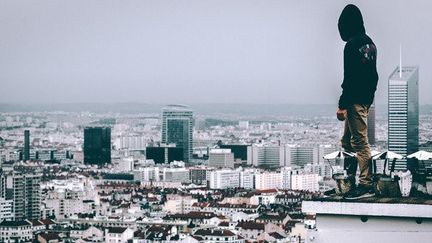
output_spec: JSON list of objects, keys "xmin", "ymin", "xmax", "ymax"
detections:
[
  {"xmin": 388, "ymin": 66, "xmax": 419, "ymax": 170},
  {"xmin": 83, "ymin": 127, "xmax": 111, "ymax": 164},
  {"xmin": 208, "ymin": 149, "xmax": 235, "ymax": 168},
  {"xmin": 23, "ymin": 130, "xmax": 30, "ymax": 161},
  {"xmin": 284, "ymin": 145, "xmax": 318, "ymax": 167},
  {"xmin": 251, "ymin": 145, "xmax": 284, "ymax": 169},
  {"xmin": 161, "ymin": 105, "xmax": 193, "ymax": 163}
]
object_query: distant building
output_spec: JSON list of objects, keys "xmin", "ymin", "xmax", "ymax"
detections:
[
  {"xmin": 255, "ymin": 172, "xmax": 282, "ymax": 190},
  {"xmin": 367, "ymin": 104, "xmax": 376, "ymax": 146},
  {"xmin": 284, "ymin": 145, "xmax": 318, "ymax": 167},
  {"xmin": 388, "ymin": 66, "xmax": 419, "ymax": 170},
  {"xmin": 6, "ymin": 172, "xmax": 42, "ymax": 220},
  {"xmin": 251, "ymin": 145, "xmax": 284, "ymax": 169},
  {"xmin": 208, "ymin": 149, "xmax": 235, "ymax": 168},
  {"xmin": 0, "ymin": 197, "xmax": 13, "ymax": 222},
  {"xmin": 0, "ymin": 220, "xmax": 33, "ymax": 242},
  {"xmin": 133, "ymin": 167, "xmax": 160, "ymax": 182},
  {"xmin": 161, "ymin": 167, "xmax": 190, "ymax": 183},
  {"xmin": 104, "ymin": 227, "xmax": 134, "ymax": 243},
  {"xmin": 209, "ymin": 169, "xmax": 240, "ymax": 189},
  {"xmin": 83, "ymin": 127, "xmax": 111, "ymax": 165},
  {"xmin": 238, "ymin": 121, "xmax": 249, "ymax": 130},
  {"xmin": 23, "ymin": 130, "xmax": 30, "ymax": 161},
  {"xmin": 220, "ymin": 144, "xmax": 250, "ymax": 162},
  {"xmin": 189, "ymin": 166, "xmax": 208, "ymax": 185},
  {"xmin": 291, "ymin": 172, "xmax": 319, "ymax": 192},
  {"xmin": 240, "ymin": 169, "xmax": 255, "ymax": 189},
  {"xmin": 161, "ymin": 105, "xmax": 193, "ymax": 163},
  {"xmin": 146, "ymin": 145, "xmax": 183, "ymax": 164}
]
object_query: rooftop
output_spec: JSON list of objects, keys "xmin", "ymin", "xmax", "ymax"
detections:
[{"xmin": 302, "ymin": 196, "xmax": 432, "ymax": 218}]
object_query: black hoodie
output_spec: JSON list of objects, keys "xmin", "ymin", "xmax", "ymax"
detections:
[{"xmin": 338, "ymin": 4, "xmax": 378, "ymax": 109}]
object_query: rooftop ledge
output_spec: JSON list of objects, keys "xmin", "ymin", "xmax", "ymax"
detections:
[{"xmin": 302, "ymin": 197, "xmax": 432, "ymax": 219}]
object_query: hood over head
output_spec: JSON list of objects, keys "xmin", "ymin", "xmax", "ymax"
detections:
[{"xmin": 338, "ymin": 4, "xmax": 365, "ymax": 42}]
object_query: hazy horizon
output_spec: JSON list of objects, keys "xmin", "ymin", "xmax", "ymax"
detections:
[{"xmin": 1, "ymin": 0, "xmax": 431, "ymax": 104}]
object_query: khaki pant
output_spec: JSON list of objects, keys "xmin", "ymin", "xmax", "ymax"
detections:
[{"xmin": 341, "ymin": 104, "xmax": 372, "ymax": 186}]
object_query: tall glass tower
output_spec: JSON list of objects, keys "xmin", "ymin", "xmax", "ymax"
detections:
[
  {"xmin": 388, "ymin": 66, "xmax": 419, "ymax": 170},
  {"xmin": 83, "ymin": 127, "xmax": 111, "ymax": 165},
  {"xmin": 161, "ymin": 105, "xmax": 193, "ymax": 163}
]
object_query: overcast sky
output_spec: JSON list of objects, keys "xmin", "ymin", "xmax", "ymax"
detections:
[{"xmin": 0, "ymin": 0, "xmax": 431, "ymax": 105}]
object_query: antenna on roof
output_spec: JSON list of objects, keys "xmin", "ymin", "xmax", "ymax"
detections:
[{"xmin": 399, "ymin": 43, "xmax": 402, "ymax": 78}]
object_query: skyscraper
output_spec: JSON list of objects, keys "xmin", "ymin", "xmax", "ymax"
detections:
[
  {"xmin": 83, "ymin": 127, "xmax": 111, "ymax": 164},
  {"xmin": 388, "ymin": 66, "xmax": 419, "ymax": 170},
  {"xmin": 161, "ymin": 105, "xmax": 193, "ymax": 163},
  {"xmin": 23, "ymin": 130, "xmax": 30, "ymax": 161},
  {"xmin": 367, "ymin": 104, "xmax": 376, "ymax": 146}
]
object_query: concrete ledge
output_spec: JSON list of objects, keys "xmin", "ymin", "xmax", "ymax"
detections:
[{"xmin": 302, "ymin": 200, "xmax": 432, "ymax": 218}]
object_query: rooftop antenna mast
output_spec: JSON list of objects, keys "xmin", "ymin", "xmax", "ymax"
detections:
[{"xmin": 399, "ymin": 43, "xmax": 402, "ymax": 78}]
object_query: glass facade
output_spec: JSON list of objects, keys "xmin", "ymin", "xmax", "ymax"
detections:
[
  {"xmin": 388, "ymin": 66, "xmax": 419, "ymax": 170},
  {"xmin": 83, "ymin": 127, "xmax": 111, "ymax": 164},
  {"xmin": 161, "ymin": 105, "xmax": 193, "ymax": 162}
]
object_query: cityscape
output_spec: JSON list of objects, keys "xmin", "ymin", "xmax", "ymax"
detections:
[{"xmin": 1, "ymin": 1, "xmax": 432, "ymax": 243}]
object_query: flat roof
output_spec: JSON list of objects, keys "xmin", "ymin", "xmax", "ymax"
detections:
[{"xmin": 302, "ymin": 197, "xmax": 432, "ymax": 218}]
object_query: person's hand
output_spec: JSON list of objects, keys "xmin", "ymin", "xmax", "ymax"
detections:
[{"xmin": 336, "ymin": 108, "xmax": 347, "ymax": 121}]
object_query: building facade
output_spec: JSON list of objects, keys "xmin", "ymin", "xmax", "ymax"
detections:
[
  {"xmin": 84, "ymin": 127, "xmax": 111, "ymax": 165},
  {"xmin": 161, "ymin": 105, "xmax": 193, "ymax": 163},
  {"xmin": 388, "ymin": 66, "xmax": 419, "ymax": 170}
]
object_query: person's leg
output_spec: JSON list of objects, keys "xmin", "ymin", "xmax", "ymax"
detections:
[
  {"xmin": 341, "ymin": 115, "xmax": 358, "ymax": 179},
  {"xmin": 348, "ymin": 104, "xmax": 372, "ymax": 186}
]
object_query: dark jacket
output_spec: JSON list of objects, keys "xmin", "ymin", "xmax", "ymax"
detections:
[{"xmin": 338, "ymin": 4, "xmax": 378, "ymax": 109}]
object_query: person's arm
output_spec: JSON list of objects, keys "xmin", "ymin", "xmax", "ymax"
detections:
[{"xmin": 338, "ymin": 43, "xmax": 356, "ymax": 110}]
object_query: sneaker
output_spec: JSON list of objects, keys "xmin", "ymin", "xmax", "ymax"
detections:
[
  {"xmin": 323, "ymin": 188, "xmax": 337, "ymax": 197},
  {"xmin": 344, "ymin": 185, "xmax": 375, "ymax": 200}
]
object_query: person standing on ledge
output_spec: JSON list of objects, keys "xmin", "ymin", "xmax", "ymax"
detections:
[{"xmin": 336, "ymin": 4, "xmax": 378, "ymax": 199}]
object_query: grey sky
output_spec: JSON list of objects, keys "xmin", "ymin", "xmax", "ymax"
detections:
[{"xmin": 0, "ymin": 0, "xmax": 431, "ymax": 104}]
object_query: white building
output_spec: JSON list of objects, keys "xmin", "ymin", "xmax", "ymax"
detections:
[
  {"xmin": 163, "ymin": 194, "xmax": 198, "ymax": 214},
  {"xmin": 162, "ymin": 167, "xmax": 190, "ymax": 183},
  {"xmin": 0, "ymin": 220, "xmax": 33, "ymax": 242},
  {"xmin": 280, "ymin": 167, "xmax": 293, "ymax": 189},
  {"xmin": 251, "ymin": 144, "xmax": 284, "ymax": 168},
  {"xmin": 208, "ymin": 149, "xmax": 235, "ymax": 168},
  {"xmin": 105, "ymin": 227, "xmax": 134, "ymax": 243},
  {"xmin": 302, "ymin": 199, "xmax": 432, "ymax": 243},
  {"xmin": 0, "ymin": 198, "xmax": 13, "ymax": 222},
  {"xmin": 255, "ymin": 172, "xmax": 282, "ymax": 190},
  {"xmin": 133, "ymin": 167, "xmax": 160, "ymax": 182},
  {"xmin": 209, "ymin": 169, "xmax": 240, "ymax": 189},
  {"xmin": 240, "ymin": 170, "xmax": 255, "ymax": 189},
  {"xmin": 291, "ymin": 173, "xmax": 319, "ymax": 192}
]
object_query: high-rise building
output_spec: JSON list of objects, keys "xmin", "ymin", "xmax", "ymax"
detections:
[
  {"xmin": 161, "ymin": 105, "xmax": 193, "ymax": 163},
  {"xmin": 23, "ymin": 130, "xmax": 30, "ymax": 161},
  {"xmin": 367, "ymin": 104, "xmax": 376, "ymax": 146},
  {"xmin": 83, "ymin": 127, "xmax": 111, "ymax": 164},
  {"xmin": 388, "ymin": 66, "xmax": 419, "ymax": 170},
  {"xmin": 6, "ymin": 172, "xmax": 42, "ymax": 220},
  {"xmin": 208, "ymin": 149, "xmax": 235, "ymax": 168}
]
